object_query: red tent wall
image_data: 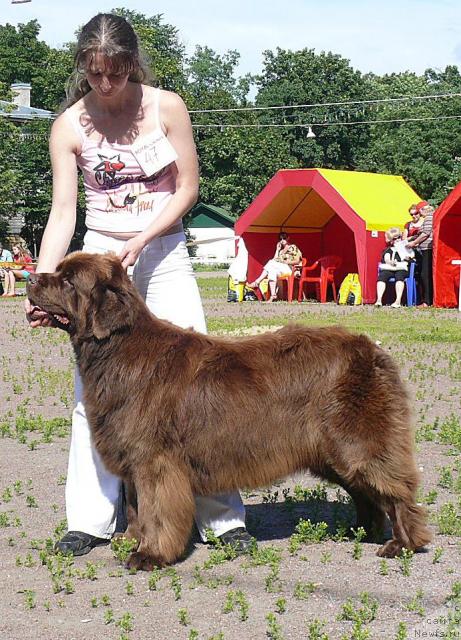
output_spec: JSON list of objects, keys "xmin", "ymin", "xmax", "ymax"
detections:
[
  {"xmin": 363, "ymin": 231, "xmax": 388, "ymax": 304},
  {"xmin": 433, "ymin": 183, "xmax": 461, "ymax": 307},
  {"xmin": 244, "ymin": 232, "xmax": 322, "ymax": 284},
  {"xmin": 242, "ymin": 222, "xmax": 384, "ymax": 303},
  {"xmin": 322, "ymin": 215, "xmax": 357, "ymax": 290},
  {"xmin": 235, "ymin": 169, "xmax": 402, "ymax": 303}
]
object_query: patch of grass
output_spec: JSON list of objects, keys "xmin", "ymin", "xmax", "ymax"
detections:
[
  {"xmin": 406, "ymin": 589, "xmax": 425, "ymax": 616},
  {"xmin": 111, "ymin": 536, "xmax": 138, "ymax": 564},
  {"xmin": 288, "ymin": 519, "xmax": 329, "ymax": 554},
  {"xmin": 338, "ymin": 592, "xmax": 379, "ymax": 624},
  {"xmin": 436, "ymin": 502, "xmax": 461, "ymax": 535},
  {"xmin": 438, "ymin": 414, "xmax": 461, "ymax": 452}
]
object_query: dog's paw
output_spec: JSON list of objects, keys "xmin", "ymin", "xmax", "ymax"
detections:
[
  {"xmin": 126, "ymin": 551, "xmax": 163, "ymax": 571},
  {"xmin": 376, "ymin": 539, "xmax": 403, "ymax": 558}
]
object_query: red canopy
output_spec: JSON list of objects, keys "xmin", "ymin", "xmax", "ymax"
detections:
[
  {"xmin": 235, "ymin": 169, "xmax": 421, "ymax": 303},
  {"xmin": 433, "ymin": 182, "xmax": 461, "ymax": 307}
]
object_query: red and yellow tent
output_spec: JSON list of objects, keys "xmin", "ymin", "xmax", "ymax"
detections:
[
  {"xmin": 433, "ymin": 182, "xmax": 461, "ymax": 308},
  {"xmin": 235, "ymin": 168, "xmax": 421, "ymax": 303}
]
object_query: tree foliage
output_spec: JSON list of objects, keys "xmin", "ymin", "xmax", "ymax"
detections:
[{"xmin": 1, "ymin": 9, "xmax": 460, "ymax": 246}]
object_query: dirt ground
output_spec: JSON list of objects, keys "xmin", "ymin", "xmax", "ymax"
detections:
[{"xmin": 1, "ymin": 290, "xmax": 461, "ymax": 640}]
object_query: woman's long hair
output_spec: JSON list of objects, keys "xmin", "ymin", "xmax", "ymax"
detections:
[
  {"xmin": 12, "ymin": 243, "xmax": 31, "ymax": 260},
  {"xmin": 64, "ymin": 13, "xmax": 151, "ymax": 108}
]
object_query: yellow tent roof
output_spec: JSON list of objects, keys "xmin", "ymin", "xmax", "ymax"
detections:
[
  {"xmin": 317, "ymin": 168, "xmax": 421, "ymax": 232},
  {"xmin": 237, "ymin": 168, "xmax": 422, "ymax": 234}
]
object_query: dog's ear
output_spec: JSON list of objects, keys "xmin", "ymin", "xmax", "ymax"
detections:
[{"xmin": 90, "ymin": 256, "xmax": 138, "ymax": 340}]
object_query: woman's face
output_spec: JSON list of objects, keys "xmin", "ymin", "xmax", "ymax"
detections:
[
  {"xmin": 12, "ymin": 245, "xmax": 20, "ymax": 255},
  {"xmin": 85, "ymin": 52, "xmax": 130, "ymax": 100}
]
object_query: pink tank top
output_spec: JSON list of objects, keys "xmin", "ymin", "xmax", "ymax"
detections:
[{"xmin": 65, "ymin": 88, "xmax": 179, "ymax": 234}]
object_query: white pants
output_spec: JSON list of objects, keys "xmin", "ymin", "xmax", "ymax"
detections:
[
  {"xmin": 66, "ymin": 229, "xmax": 245, "ymax": 540},
  {"xmin": 264, "ymin": 259, "xmax": 292, "ymax": 281}
]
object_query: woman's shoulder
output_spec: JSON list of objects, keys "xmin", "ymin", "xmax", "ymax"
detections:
[
  {"xmin": 52, "ymin": 105, "xmax": 82, "ymax": 135},
  {"xmin": 156, "ymin": 88, "xmax": 187, "ymax": 117},
  {"xmin": 48, "ymin": 115, "xmax": 80, "ymax": 155}
]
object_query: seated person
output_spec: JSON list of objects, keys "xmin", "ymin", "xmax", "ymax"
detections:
[
  {"xmin": 2, "ymin": 243, "xmax": 35, "ymax": 297},
  {"xmin": 0, "ymin": 241, "xmax": 13, "ymax": 295},
  {"xmin": 0, "ymin": 241, "xmax": 13, "ymax": 264},
  {"xmin": 247, "ymin": 232, "xmax": 302, "ymax": 302},
  {"xmin": 375, "ymin": 228, "xmax": 413, "ymax": 308}
]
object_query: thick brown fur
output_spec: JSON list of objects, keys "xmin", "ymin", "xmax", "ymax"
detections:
[{"xmin": 27, "ymin": 252, "xmax": 432, "ymax": 570}]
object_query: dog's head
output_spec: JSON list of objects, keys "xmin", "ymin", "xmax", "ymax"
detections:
[{"xmin": 27, "ymin": 252, "xmax": 138, "ymax": 340}]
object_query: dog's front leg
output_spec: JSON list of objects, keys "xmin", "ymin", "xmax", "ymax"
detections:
[{"xmin": 126, "ymin": 455, "xmax": 195, "ymax": 571}]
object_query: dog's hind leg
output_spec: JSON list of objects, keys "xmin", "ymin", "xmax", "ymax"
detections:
[
  {"xmin": 347, "ymin": 488, "xmax": 386, "ymax": 541},
  {"xmin": 126, "ymin": 456, "xmax": 195, "ymax": 571},
  {"xmin": 346, "ymin": 467, "xmax": 431, "ymax": 558},
  {"xmin": 318, "ymin": 468, "xmax": 386, "ymax": 541},
  {"xmin": 376, "ymin": 499, "xmax": 432, "ymax": 558}
]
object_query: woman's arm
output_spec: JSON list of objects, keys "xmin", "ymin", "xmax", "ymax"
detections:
[
  {"xmin": 273, "ymin": 242, "xmax": 282, "ymax": 259},
  {"xmin": 35, "ymin": 115, "xmax": 79, "ymax": 273},
  {"xmin": 26, "ymin": 114, "xmax": 79, "ymax": 326},
  {"xmin": 406, "ymin": 232, "xmax": 429, "ymax": 249},
  {"xmin": 118, "ymin": 91, "xmax": 199, "ymax": 268}
]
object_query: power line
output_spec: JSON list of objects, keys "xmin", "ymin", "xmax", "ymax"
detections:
[
  {"xmin": 189, "ymin": 92, "xmax": 461, "ymax": 114},
  {"xmin": 1, "ymin": 110, "xmax": 461, "ymax": 139},
  {"xmin": 192, "ymin": 114, "xmax": 461, "ymax": 129}
]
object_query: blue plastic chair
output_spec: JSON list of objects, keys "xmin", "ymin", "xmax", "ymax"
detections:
[{"xmin": 388, "ymin": 261, "xmax": 417, "ymax": 306}]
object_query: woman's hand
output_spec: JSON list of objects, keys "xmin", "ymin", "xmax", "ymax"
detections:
[
  {"xmin": 118, "ymin": 235, "xmax": 147, "ymax": 269},
  {"xmin": 24, "ymin": 298, "xmax": 54, "ymax": 328}
]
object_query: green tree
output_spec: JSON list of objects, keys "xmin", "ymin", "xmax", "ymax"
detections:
[
  {"xmin": 254, "ymin": 48, "xmax": 370, "ymax": 169},
  {"xmin": 0, "ymin": 118, "xmax": 19, "ymax": 238},
  {"xmin": 7, "ymin": 120, "xmax": 52, "ymax": 254},
  {"xmin": 186, "ymin": 46, "xmax": 250, "ymax": 108},
  {"xmin": 197, "ymin": 127, "xmax": 297, "ymax": 215},
  {"xmin": 112, "ymin": 7, "xmax": 186, "ymax": 91},
  {"xmin": 356, "ymin": 67, "xmax": 461, "ymax": 202},
  {"xmin": 0, "ymin": 20, "xmax": 72, "ymax": 111}
]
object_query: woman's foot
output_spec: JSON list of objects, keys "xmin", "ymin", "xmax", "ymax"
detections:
[
  {"xmin": 374, "ymin": 301, "xmax": 382, "ymax": 307},
  {"xmin": 54, "ymin": 531, "xmax": 110, "ymax": 556},
  {"xmin": 391, "ymin": 302, "xmax": 401, "ymax": 308}
]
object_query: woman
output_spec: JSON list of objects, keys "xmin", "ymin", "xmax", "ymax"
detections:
[
  {"xmin": 402, "ymin": 204, "xmax": 424, "ymax": 242},
  {"xmin": 247, "ymin": 232, "xmax": 302, "ymax": 302},
  {"xmin": 406, "ymin": 201, "xmax": 434, "ymax": 307},
  {"xmin": 2, "ymin": 243, "xmax": 34, "ymax": 297},
  {"xmin": 26, "ymin": 13, "xmax": 249, "ymax": 557},
  {"xmin": 375, "ymin": 227, "xmax": 412, "ymax": 308}
]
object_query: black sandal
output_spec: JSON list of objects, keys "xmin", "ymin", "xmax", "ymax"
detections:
[
  {"xmin": 216, "ymin": 527, "xmax": 255, "ymax": 555},
  {"xmin": 54, "ymin": 530, "xmax": 110, "ymax": 556}
]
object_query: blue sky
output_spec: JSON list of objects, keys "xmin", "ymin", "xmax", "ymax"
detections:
[{"xmin": 3, "ymin": 0, "xmax": 461, "ymax": 79}]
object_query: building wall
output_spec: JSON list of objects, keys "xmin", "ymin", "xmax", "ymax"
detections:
[{"xmin": 189, "ymin": 227, "xmax": 236, "ymax": 263}]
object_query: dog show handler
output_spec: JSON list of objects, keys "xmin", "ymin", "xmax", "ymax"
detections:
[{"xmin": 25, "ymin": 12, "xmax": 250, "ymax": 557}]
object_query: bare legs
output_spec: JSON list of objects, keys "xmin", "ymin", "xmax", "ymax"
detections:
[
  {"xmin": 375, "ymin": 280, "xmax": 405, "ymax": 307},
  {"xmin": 375, "ymin": 281, "xmax": 386, "ymax": 306},
  {"xmin": 1, "ymin": 270, "xmax": 16, "ymax": 296},
  {"xmin": 247, "ymin": 269, "xmax": 268, "ymax": 289}
]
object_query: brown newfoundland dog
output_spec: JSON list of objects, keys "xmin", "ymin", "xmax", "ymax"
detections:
[{"xmin": 27, "ymin": 252, "xmax": 431, "ymax": 570}]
